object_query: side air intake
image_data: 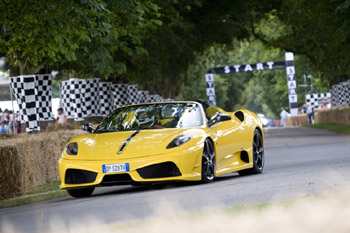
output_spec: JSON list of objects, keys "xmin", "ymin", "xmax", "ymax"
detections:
[{"xmin": 240, "ymin": 150, "xmax": 249, "ymax": 163}]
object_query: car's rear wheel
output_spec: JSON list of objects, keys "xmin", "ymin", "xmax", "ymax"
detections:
[
  {"xmin": 67, "ymin": 187, "xmax": 95, "ymax": 198},
  {"xmin": 238, "ymin": 129, "xmax": 264, "ymax": 175},
  {"xmin": 201, "ymin": 139, "xmax": 215, "ymax": 183}
]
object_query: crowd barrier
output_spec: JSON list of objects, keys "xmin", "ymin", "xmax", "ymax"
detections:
[{"xmin": 287, "ymin": 106, "xmax": 350, "ymax": 126}]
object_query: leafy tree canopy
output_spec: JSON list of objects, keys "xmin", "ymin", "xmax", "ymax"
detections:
[
  {"xmin": 0, "ymin": 0, "xmax": 160, "ymax": 76},
  {"xmin": 1, "ymin": 0, "xmax": 347, "ymax": 108},
  {"xmin": 251, "ymin": 0, "xmax": 350, "ymax": 85}
]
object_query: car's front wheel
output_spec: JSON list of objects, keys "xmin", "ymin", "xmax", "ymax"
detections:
[
  {"xmin": 67, "ymin": 187, "xmax": 95, "ymax": 198},
  {"xmin": 238, "ymin": 129, "xmax": 264, "ymax": 175},
  {"xmin": 201, "ymin": 139, "xmax": 216, "ymax": 183}
]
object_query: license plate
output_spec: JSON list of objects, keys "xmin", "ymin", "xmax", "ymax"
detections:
[{"xmin": 102, "ymin": 163, "xmax": 130, "ymax": 173}]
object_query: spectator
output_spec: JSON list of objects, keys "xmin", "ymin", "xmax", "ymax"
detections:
[
  {"xmin": 280, "ymin": 108, "xmax": 289, "ymax": 127},
  {"xmin": 57, "ymin": 108, "xmax": 68, "ymax": 124},
  {"xmin": 3, "ymin": 109, "xmax": 9, "ymax": 122},
  {"xmin": 0, "ymin": 121, "xmax": 6, "ymax": 134},
  {"xmin": 8, "ymin": 111, "xmax": 14, "ymax": 134},
  {"xmin": 306, "ymin": 104, "xmax": 313, "ymax": 124},
  {"xmin": 16, "ymin": 111, "xmax": 21, "ymax": 134},
  {"xmin": 298, "ymin": 107, "xmax": 304, "ymax": 114},
  {"xmin": 4, "ymin": 121, "xmax": 9, "ymax": 133}
]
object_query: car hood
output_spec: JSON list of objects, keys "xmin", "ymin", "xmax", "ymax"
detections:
[{"xmin": 64, "ymin": 128, "xmax": 204, "ymax": 160}]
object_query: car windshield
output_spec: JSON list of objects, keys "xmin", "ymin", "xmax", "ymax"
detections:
[{"xmin": 94, "ymin": 103, "xmax": 204, "ymax": 133}]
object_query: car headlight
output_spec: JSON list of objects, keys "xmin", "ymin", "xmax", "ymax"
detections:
[
  {"xmin": 66, "ymin": 142, "xmax": 78, "ymax": 155},
  {"xmin": 166, "ymin": 135, "xmax": 192, "ymax": 149}
]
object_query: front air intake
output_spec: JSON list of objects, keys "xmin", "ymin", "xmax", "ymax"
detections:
[
  {"xmin": 101, "ymin": 173, "xmax": 133, "ymax": 186},
  {"xmin": 137, "ymin": 162, "xmax": 182, "ymax": 179},
  {"xmin": 65, "ymin": 169, "xmax": 97, "ymax": 184}
]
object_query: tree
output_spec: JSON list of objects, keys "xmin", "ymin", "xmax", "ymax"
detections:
[
  {"xmin": 181, "ymin": 36, "xmax": 327, "ymax": 117},
  {"xmin": 0, "ymin": 0, "xmax": 113, "ymax": 75},
  {"xmin": 124, "ymin": 0, "xmax": 262, "ymax": 97},
  {"xmin": 62, "ymin": 0, "xmax": 162, "ymax": 79},
  {"xmin": 251, "ymin": 0, "xmax": 350, "ymax": 85},
  {"xmin": 0, "ymin": 0, "xmax": 161, "ymax": 77}
]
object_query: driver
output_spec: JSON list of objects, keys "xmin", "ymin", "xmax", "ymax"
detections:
[{"xmin": 135, "ymin": 109, "xmax": 154, "ymax": 128}]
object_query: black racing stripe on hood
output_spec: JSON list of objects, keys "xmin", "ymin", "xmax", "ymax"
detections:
[{"xmin": 117, "ymin": 130, "xmax": 140, "ymax": 154}]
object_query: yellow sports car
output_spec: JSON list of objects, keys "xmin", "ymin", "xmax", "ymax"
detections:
[{"xmin": 58, "ymin": 100, "xmax": 264, "ymax": 197}]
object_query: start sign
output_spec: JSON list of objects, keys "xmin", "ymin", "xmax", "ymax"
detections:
[{"xmin": 205, "ymin": 52, "xmax": 298, "ymax": 116}]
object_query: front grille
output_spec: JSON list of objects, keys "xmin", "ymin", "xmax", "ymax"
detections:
[
  {"xmin": 101, "ymin": 173, "xmax": 133, "ymax": 186},
  {"xmin": 65, "ymin": 169, "xmax": 97, "ymax": 184},
  {"xmin": 137, "ymin": 162, "xmax": 182, "ymax": 179}
]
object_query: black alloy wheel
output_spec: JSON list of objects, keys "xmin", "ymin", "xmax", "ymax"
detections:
[
  {"xmin": 238, "ymin": 129, "xmax": 264, "ymax": 175},
  {"xmin": 201, "ymin": 139, "xmax": 216, "ymax": 183},
  {"xmin": 67, "ymin": 187, "xmax": 95, "ymax": 198}
]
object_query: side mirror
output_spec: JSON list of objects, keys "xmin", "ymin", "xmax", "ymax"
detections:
[
  {"xmin": 208, "ymin": 114, "xmax": 231, "ymax": 127},
  {"xmin": 81, "ymin": 123, "xmax": 94, "ymax": 133}
]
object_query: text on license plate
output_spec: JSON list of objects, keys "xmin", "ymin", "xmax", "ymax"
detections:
[{"xmin": 102, "ymin": 163, "xmax": 130, "ymax": 173}]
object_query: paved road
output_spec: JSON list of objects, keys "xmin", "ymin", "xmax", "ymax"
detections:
[{"xmin": 1, "ymin": 127, "xmax": 349, "ymax": 232}]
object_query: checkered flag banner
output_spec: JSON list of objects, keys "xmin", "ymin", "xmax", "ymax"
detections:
[
  {"xmin": 113, "ymin": 84, "xmax": 129, "ymax": 108},
  {"xmin": 346, "ymin": 80, "xmax": 350, "ymax": 105},
  {"xmin": 36, "ymin": 74, "xmax": 54, "ymax": 120},
  {"xmin": 61, "ymin": 78, "xmax": 102, "ymax": 121},
  {"xmin": 10, "ymin": 75, "xmax": 54, "ymax": 132},
  {"xmin": 10, "ymin": 76, "xmax": 24, "ymax": 123},
  {"xmin": 127, "ymin": 85, "xmax": 141, "ymax": 105},
  {"xmin": 331, "ymin": 80, "xmax": 350, "ymax": 107},
  {"xmin": 61, "ymin": 79, "xmax": 84, "ymax": 121},
  {"xmin": 99, "ymin": 82, "xmax": 114, "ymax": 115},
  {"xmin": 138, "ymin": 90, "xmax": 149, "ymax": 103},
  {"xmin": 305, "ymin": 93, "xmax": 331, "ymax": 108},
  {"xmin": 331, "ymin": 85, "xmax": 338, "ymax": 107},
  {"xmin": 61, "ymin": 79, "xmax": 169, "ymax": 120},
  {"xmin": 148, "ymin": 94, "xmax": 161, "ymax": 103},
  {"xmin": 339, "ymin": 81, "xmax": 350, "ymax": 106},
  {"xmin": 61, "ymin": 80, "xmax": 75, "ymax": 118},
  {"xmin": 82, "ymin": 78, "xmax": 101, "ymax": 117}
]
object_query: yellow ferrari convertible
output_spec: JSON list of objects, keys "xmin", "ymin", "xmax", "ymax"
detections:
[{"xmin": 58, "ymin": 100, "xmax": 264, "ymax": 197}]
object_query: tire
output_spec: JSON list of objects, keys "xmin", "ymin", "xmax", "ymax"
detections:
[
  {"xmin": 201, "ymin": 139, "xmax": 216, "ymax": 183},
  {"xmin": 238, "ymin": 129, "xmax": 264, "ymax": 176},
  {"xmin": 67, "ymin": 187, "xmax": 95, "ymax": 198}
]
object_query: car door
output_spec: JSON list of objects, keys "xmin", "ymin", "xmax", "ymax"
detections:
[{"xmin": 206, "ymin": 108, "xmax": 246, "ymax": 173}]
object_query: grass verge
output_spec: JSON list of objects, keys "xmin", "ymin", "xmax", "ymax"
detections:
[
  {"xmin": 302, "ymin": 123, "xmax": 350, "ymax": 134},
  {"xmin": 0, "ymin": 181, "xmax": 67, "ymax": 208}
]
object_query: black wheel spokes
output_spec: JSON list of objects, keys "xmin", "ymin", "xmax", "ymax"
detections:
[
  {"xmin": 203, "ymin": 140, "xmax": 215, "ymax": 179},
  {"xmin": 205, "ymin": 140, "xmax": 211, "ymax": 156},
  {"xmin": 254, "ymin": 133, "xmax": 264, "ymax": 169}
]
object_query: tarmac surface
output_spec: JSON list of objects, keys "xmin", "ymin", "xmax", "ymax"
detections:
[{"xmin": 1, "ymin": 127, "xmax": 349, "ymax": 232}]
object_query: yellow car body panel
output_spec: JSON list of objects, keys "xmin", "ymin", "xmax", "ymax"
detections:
[{"xmin": 58, "ymin": 101, "xmax": 263, "ymax": 191}]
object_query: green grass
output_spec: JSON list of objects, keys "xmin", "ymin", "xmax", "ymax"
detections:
[
  {"xmin": 0, "ymin": 181, "xmax": 68, "ymax": 208},
  {"xmin": 302, "ymin": 123, "xmax": 350, "ymax": 134}
]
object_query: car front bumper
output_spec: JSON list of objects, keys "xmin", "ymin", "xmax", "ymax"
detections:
[{"xmin": 59, "ymin": 144, "xmax": 203, "ymax": 190}]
